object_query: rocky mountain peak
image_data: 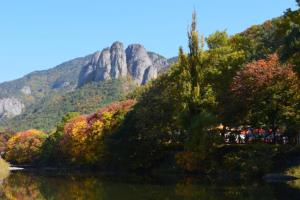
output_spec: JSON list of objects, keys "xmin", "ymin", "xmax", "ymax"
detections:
[
  {"xmin": 126, "ymin": 44, "xmax": 154, "ymax": 84},
  {"xmin": 0, "ymin": 41, "xmax": 171, "ymax": 122},
  {"xmin": 110, "ymin": 41, "xmax": 127, "ymax": 79},
  {"xmin": 111, "ymin": 41, "xmax": 124, "ymax": 50},
  {"xmin": 78, "ymin": 41, "xmax": 169, "ymax": 87}
]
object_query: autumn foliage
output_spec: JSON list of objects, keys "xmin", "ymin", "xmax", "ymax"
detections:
[
  {"xmin": 1, "ymin": 8, "xmax": 300, "ymax": 176},
  {"xmin": 60, "ymin": 100, "xmax": 136, "ymax": 165},
  {"xmin": 230, "ymin": 54, "xmax": 300, "ymax": 129},
  {"xmin": 0, "ymin": 130, "xmax": 13, "ymax": 154},
  {"xmin": 6, "ymin": 129, "xmax": 47, "ymax": 164},
  {"xmin": 231, "ymin": 54, "xmax": 298, "ymax": 97}
]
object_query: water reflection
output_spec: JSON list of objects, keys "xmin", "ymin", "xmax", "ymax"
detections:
[
  {"xmin": 288, "ymin": 179, "xmax": 300, "ymax": 189},
  {"xmin": 0, "ymin": 172, "xmax": 300, "ymax": 200}
]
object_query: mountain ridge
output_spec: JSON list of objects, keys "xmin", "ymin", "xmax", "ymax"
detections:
[{"xmin": 0, "ymin": 41, "xmax": 172, "ymax": 125}]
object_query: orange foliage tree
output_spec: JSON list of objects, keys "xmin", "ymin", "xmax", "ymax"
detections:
[
  {"xmin": 60, "ymin": 100, "xmax": 136, "ymax": 165},
  {"xmin": 5, "ymin": 129, "xmax": 47, "ymax": 164},
  {"xmin": 0, "ymin": 130, "xmax": 14, "ymax": 154}
]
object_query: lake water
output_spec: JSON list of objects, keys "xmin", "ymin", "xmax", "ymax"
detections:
[{"xmin": 1, "ymin": 171, "xmax": 300, "ymax": 200}]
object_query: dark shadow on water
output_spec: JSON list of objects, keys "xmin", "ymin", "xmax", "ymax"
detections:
[{"xmin": 0, "ymin": 171, "xmax": 300, "ymax": 200}]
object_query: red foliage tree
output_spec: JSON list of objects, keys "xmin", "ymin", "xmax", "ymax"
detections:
[{"xmin": 230, "ymin": 54, "xmax": 300, "ymax": 136}]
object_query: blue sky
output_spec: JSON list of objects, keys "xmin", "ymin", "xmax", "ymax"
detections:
[{"xmin": 0, "ymin": 0, "xmax": 298, "ymax": 83}]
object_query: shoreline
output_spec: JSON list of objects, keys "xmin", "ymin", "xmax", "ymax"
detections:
[
  {"xmin": 9, "ymin": 167, "xmax": 24, "ymax": 171},
  {"xmin": 8, "ymin": 165, "xmax": 300, "ymax": 183}
]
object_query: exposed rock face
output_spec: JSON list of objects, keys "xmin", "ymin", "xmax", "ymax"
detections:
[
  {"xmin": 79, "ymin": 42, "xmax": 129, "ymax": 86},
  {"xmin": 78, "ymin": 51, "xmax": 101, "ymax": 86},
  {"xmin": 142, "ymin": 66, "xmax": 158, "ymax": 85},
  {"xmin": 21, "ymin": 86, "xmax": 31, "ymax": 95},
  {"xmin": 110, "ymin": 42, "xmax": 127, "ymax": 79},
  {"xmin": 148, "ymin": 52, "xmax": 169, "ymax": 72},
  {"xmin": 0, "ymin": 98, "xmax": 25, "ymax": 118},
  {"xmin": 126, "ymin": 44, "xmax": 153, "ymax": 84},
  {"xmin": 78, "ymin": 41, "xmax": 169, "ymax": 86},
  {"xmin": 95, "ymin": 48, "xmax": 111, "ymax": 81}
]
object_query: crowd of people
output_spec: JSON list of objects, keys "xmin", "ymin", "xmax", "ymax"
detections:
[{"xmin": 223, "ymin": 127, "xmax": 289, "ymax": 144}]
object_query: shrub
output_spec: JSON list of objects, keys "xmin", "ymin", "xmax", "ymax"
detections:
[
  {"xmin": 175, "ymin": 144, "xmax": 280, "ymax": 177},
  {"xmin": 0, "ymin": 130, "xmax": 14, "ymax": 154},
  {"xmin": 5, "ymin": 129, "xmax": 47, "ymax": 164},
  {"xmin": 214, "ymin": 144, "xmax": 277, "ymax": 177}
]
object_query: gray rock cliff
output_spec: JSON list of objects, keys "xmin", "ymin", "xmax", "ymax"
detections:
[
  {"xmin": 126, "ymin": 44, "xmax": 153, "ymax": 84},
  {"xmin": 95, "ymin": 48, "xmax": 111, "ymax": 81},
  {"xmin": 110, "ymin": 42, "xmax": 127, "ymax": 79},
  {"xmin": 78, "ymin": 51, "xmax": 101, "ymax": 86},
  {"xmin": 78, "ymin": 41, "xmax": 169, "ymax": 86},
  {"xmin": 0, "ymin": 98, "xmax": 25, "ymax": 118}
]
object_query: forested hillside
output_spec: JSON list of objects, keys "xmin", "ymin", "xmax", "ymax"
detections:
[
  {"xmin": 238, "ymin": 7, "xmax": 300, "ymax": 73},
  {"xmin": 1, "ymin": 79, "xmax": 135, "ymax": 131}
]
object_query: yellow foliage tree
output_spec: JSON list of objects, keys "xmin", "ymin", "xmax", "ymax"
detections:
[
  {"xmin": 60, "ymin": 100, "xmax": 135, "ymax": 165},
  {"xmin": 5, "ymin": 129, "xmax": 47, "ymax": 164}
]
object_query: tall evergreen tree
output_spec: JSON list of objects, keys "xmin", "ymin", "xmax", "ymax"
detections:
[{"xmin": 175, "ymin": 12, "xmax": 217, "ymax": 151}]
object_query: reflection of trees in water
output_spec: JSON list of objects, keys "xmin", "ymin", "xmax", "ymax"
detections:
[
  {"xmin": 1, "ymin": 172, "xmax": 105, "ymax": 200},
  {"xmin": 175, "ymin": 178, "xmax": 300, "ymax": 200},
  {"xmin": 1, "ymin": 173, "xmax": 300, "ymax": 200},
  {"xmin": 175, "ymin": 183, "xmax": 272, "ymax": 200},
  {"xmin": 1, "ymin": 172, "xmax": 44, "ymax": 200},
  {"xmin": 38, "ymin": 174, "xmax": 104, "ymax": 200},
  {"xmin": 288, "ymin": 179, "xmax": 300, "ymax": 189}
]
